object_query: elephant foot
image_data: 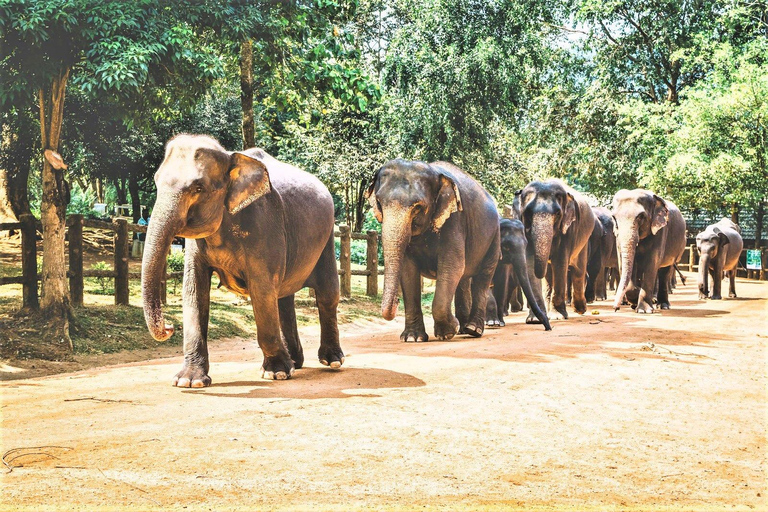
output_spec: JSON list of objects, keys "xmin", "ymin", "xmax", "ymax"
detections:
[
  {"xmin": 461, "ymin": 322, "xmax": 484, "ymax": 338},
  {"xmin": 660, "ymin": 302, "xmax": 670, "ymax": 310},
  {"xmin": 572, "ymin": 300, "xmax": 587, "ymax": 315},
  {"xmin": 485, "ymin": 318, "xmax": 504, "ymax": 328},
  {"xmin": 261, "ymin": 352, "xmax": 295, "ymax": 380},
  {"xmin": 318, "ymin": 344, "xmax": 345, "ymax": 369},
  {"xmin": 173, "ymin": 364, "xmax": 211, "ymax": 388},
  {"xmin": 526, "ymin": 310, "xmax": 542, "ymax": 324},
  {"xmin": 635, "ymin": 301, "xmax": 654, "ymax": 314},
  {"xmin": 711, "ymin": 294, "xmax": 722, "ymax": 300},
  {"xmin": 699, "ymin": 292, "xmax": 708, "ymax": 300},
  {"xmin": 400, "ymin": 326, "xmax": 429, "ymax": 342},
  {"xmin": 729, "ymin": 292, "xmax": 737, "ymax": 298},
  {"xmin": 434, "ymin": 316, "xmax": 460, "ymax": 341},
  {"xmin": 550, "ymin": 303, "xmax": 569, "ymax": 320}
]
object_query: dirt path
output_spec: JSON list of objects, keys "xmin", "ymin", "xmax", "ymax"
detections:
[{"xmin": 1, "ymin": 273, "xmax": 766, "ymax": 511}]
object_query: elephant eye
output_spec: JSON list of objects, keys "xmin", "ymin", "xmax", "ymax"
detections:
[{"xmin": 194, "ymin": 185, "xmax": 204, "ymax": 194}]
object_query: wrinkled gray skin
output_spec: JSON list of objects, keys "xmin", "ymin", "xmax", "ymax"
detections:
[
  {"xmin": 366, "ymin": 159, "xmax": 500, "ymax": 341},
  {"xmin": 611, "ymin": 189, "xmax": 686, "ymax": 313},
  {"xmin": 585, "ymin": 207, "xmax": 617, "ymax": 302},
  {"xmin": 142, "ymin": 134, "xmax": 344, "ymax": 387},
  {"xmin": 696, "ymin": 218, "xmax": 743, "ymax": 300},
  {"xmin": 485, "ymin": 218, "xmax": 551, "ymax": 330},
  {"xmin": 519, "ymin": 179, "xmax": 595, "ymax": 322}
]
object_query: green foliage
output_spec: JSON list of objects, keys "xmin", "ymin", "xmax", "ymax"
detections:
[
  {"xmin": 90, "ymin": 262, "xmax": 111, "ymax": 294},
  {"xmin": 166, "ymin": 250, "xmax": 185, "ymax": 294},
  {"xmin": 65, "ymin": 184, "xmax": 96, "ymax": 216}
]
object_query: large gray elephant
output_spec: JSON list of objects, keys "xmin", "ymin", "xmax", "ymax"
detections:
[
  {"xmin": 485, "ymin": 218, "xmax": 551, "ymax": 330},
  {"xmin": 142, "ymin": 134, "xmax": 344, "ymax": 387},
  {"xmin": 366, "ymin": 159, "xmax": 500, "ymax": 341},
  {"xmin": 611, "ymin": 189, "xmax": 686, "ymax": 313},
  {"xmin": 696, "ymin": 218, "xmax": 743, "ymax": 300},
  {"xmin": 519, "ymin": 179, "xmax": 595, "ymax": 321},
  {"xmin": 585, "ymin": 206, "xmax": 617, "ymax": 302}
]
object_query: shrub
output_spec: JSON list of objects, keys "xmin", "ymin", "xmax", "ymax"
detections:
[
  {"xmin": 167, "ymin": 251, "xmax": 185, "ymax": 294},
  {"xmin": 90, "ymin": 261, "xmax": 112, "ymax": 294}
]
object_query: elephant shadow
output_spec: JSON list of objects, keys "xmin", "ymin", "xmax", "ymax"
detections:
[{"xmin": 184, "ymin": 366, "xmax": 425, "ymax": 400}]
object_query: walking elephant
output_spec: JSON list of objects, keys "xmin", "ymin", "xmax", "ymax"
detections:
[
  {"xmin": 365, "ymin": 159, "xmax": 500, "ymax": 341},
  {"xmin": 696, "ymin": 218, "xmax": 743, "ymax": 300},
  {"xmin": 611, "ymin": 189, "xmax": 686, "ymax": 313},
  {"xmin": 485, "ymin": 218, "xmax": 551, "ymax": 330},
  {"xmin": 519, "ymin": 179, "xmax": 595, "ymax": 321},
  {"xmin": 142, "ymin": 134, "xmax": 344, "ymax": 387},
  {"xmin": 585, "ymin": 207, "xmax": 616, "ymax": 302}
]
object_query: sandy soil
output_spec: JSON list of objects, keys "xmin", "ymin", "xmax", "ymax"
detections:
[{"xmin": 1, "ymin": 273, "xmax": 766, "ymax": 511}]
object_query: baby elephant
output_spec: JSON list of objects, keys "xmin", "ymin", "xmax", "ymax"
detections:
[
  {"xmin": 485, "ymin": 218, "xmax": 551, "ymax": 330},
  {"xmin": 696, "ymin": 218, "xmax": 743, "ymax": 300}
]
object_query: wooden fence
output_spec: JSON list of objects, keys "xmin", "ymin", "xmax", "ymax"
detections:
[
  {"xmin": 0, "ymin": 214, "xmax": 382, "ymax": 310},
  {"xmin": 677, "ymin": 244, "xmax": 768, "ymax": 280}
]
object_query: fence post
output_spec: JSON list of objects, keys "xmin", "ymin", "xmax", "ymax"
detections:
[
  {"xmin": 366, "ymin": 230, "xmax": 378, "ymax": 297},
  {"xmin": 114, "ymin": 218, "xmax": 130, "ymax": 305},
  {"xmin": 20, "ymin": 214, "xmax": 38, "ymax": 311},
  {"xmin": 68, "ymin": 214, "xmax": 84, "ymax": 307},
  {"xmin": 688, "ymin": 243, "xmax": 696, "ymax": 272},
  {"xmin": 339, "ymin": 225, "xmax": 351, "ymax": 298}
]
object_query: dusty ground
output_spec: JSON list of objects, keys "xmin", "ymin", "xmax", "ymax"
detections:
[{"xmin": 1, "ymin": 273, "xmax": 766, "ymax": 511}]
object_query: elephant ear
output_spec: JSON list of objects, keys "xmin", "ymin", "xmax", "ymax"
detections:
[
  {"xmin": 226, "ymin": 152, "xmax": 272, "ymax": 214},
  {"xmin": 651, "ymin": 194, "xmax": 669, "ymax": 235},
  {"xmin": 432, "ymin": 171, "xmax": 463, "ymax": 231},
  {"xmin": 364, "ymin": 169, "xmax": 383, "ymax": 223},
  {"xmin": 561, "ymin": 193, "xmax": 577, "ymax": 234},
  {"xmin": 713, "ymin": 227, "xmax": 730, "ymax": 246}
]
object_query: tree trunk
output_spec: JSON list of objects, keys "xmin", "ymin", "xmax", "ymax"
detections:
[
  {"xmin": 114, "ymin": 176, "xmax": 128, "ymax": 206},
  {"xmin": 756, "ymin": 202, "xmax": 765, "ymax": 249},
  {"xmin": 0, "ymin": 107, "xmax": 34, "ymax": 222},
  {"xmin": 39, "ymin": 67, "xmax": 73, "ymax": 350},
  {"xmin": 0, "ymin": 168, "xmax": 17, "ymax": 223},
  {"xmin": 731, "ymin": 202, "xmax": 740, "ymax": 225},
  {"xmin": 129, "ymin": 172, "xmax": 141, "ymax": 223},
  {"xmin": 353, "ymin": 179, "xmax": 367, "ymax": 232},
  {"xmin": 240, "ymin": 39, "xmax": 255, "ymax": 149}
]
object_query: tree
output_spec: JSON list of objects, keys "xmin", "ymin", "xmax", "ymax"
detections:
[{"xmin": 0, "ymin": 0, "xmax": 223, "ymax": 345}]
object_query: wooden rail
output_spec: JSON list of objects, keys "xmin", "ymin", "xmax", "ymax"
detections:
[
  {"xmin": 1, "ymin": 215, "xmax": 382, "ymax": 307},
  {"xmin": 677, "ymin": 244, "xmax": 768, "ymax": 280}
]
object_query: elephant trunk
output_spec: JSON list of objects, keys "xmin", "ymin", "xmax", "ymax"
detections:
[
  {"xmin": 613, "ymin": 223, "xmax": 639, "ymax": 311},
  {"xmin": 531, "ymin": 212, "xmax": 555, "ymax": 279},
  {"xmin": 142, "ymin": 194, "xmax": 183, "ymax": 341},
  {"xmin": 698, "ymin": 253, "xmax": 710, "ymax": 298},
  {"xmin": 513, "ymin": 252, "xmax": 551, "ymax": 331},
  {"xmin": 380, "ymin": 207, "xmax": 412, "ymax": 321}
]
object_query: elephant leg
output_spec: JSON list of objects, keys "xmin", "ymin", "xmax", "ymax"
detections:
[
  {"xmin": 400, "ymin": 254, "xmax": 427, "ymax": 342},
  {"xmin": 175, "ymin": 241, "xmax": 213, "ymax": 388},
  {"xmin": 656, "ymin": 266, "xmax": 672, "ymax": 310},
  {"xmin": 526, "ymin": 250, "xmax": 548, "ymax": 325},
  {"xmin": 594, "ymin": 265, "xmax": 607, "ymax": 301},
  {"xmin": 249, "ymin": 276, "xmax": 294, "ymax": 380},
  {"xmin": 728, "ymin": 270, "xmax": 737, "ymax": 298},
  {"xmin": 278, "ymin": 294, "xmax": 303, "ymax": 369},
  {"xmin": 432, "ymin": 249, "xmax": 464, "ymax": 341},
  {"xmin": 308, "ymin": 234, "xmax": 344, "ymax": 367},
  {"xmin": 635, "ymin": 262, "xmax": 658, "ymax": 314},
  {"xmin": 455, "ymin": 277, "xmax": 472, "ymax": 332},
  {"xmin": 549, "ymin": 253, "xmax": 570, "ymax": 320},
  {"xmin": 570, "ymin": 247, "xmax": 589, "ymax": 315},
  {"xmin": 464, "ymin": 247, "xmax": 498, "ymax": 337},
  {"xmin": 508, "ymin": 281, "xmax": 523, "ymax": 313},
  {"xmin": 485, "ymin": 288, "xmax": 502, "ymax": 328},
  {"xmin": 711, "ymin": 258, "xmax": 725, "ymax": 300},
  {"xmin": 544, "ymin": 263, "xmax": 554, "ymax": 308}
]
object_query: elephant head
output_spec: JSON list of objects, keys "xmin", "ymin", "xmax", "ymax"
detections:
[
  {"xmin": 695, "ymin": 226, "xmax": 729, "ymax": 298},
  {"xmin": 365, "ymin": 159, "xmax": 462, "ymax": 320},
  {"xmin": 142, "ymin": 134, "xmax": 271, "ymax": 341},
  {"xmin": 610, "ymin": 189, "xmax": 669, "ymax": 310},
  {"xmin": 519, "ymin": 180, "xmax": 577, "ymax": 279}
]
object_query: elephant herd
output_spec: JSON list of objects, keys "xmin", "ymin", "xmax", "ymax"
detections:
[{"xmin": 141, "ymin": 135, "xmax": 744, "ymax": 387}]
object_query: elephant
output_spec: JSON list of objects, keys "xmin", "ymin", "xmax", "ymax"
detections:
[
  {"xmin": 611, "ymin": 189, "xmax": 686, "ymax": 313},
  {"xmin": 485, "ymin": 218, "xmax": 551, "ymax": 330},
  {"xmin": 519, "ymin": 179, "xmax": 595, "ymax": 321},
  {"xmin": 142, "ymin": 134, "xmax": 344, "ymax": 387},
  {"xmin": 585, "ymin": 206, "xmax": 617, "ymax": 302},
  {"xmin": 696, "ymin": 218, "xmax": 743, "ymax": 300},
  {"xmin": 365, "ymin": 158, "xmax": 500, "ymax": 341}
]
